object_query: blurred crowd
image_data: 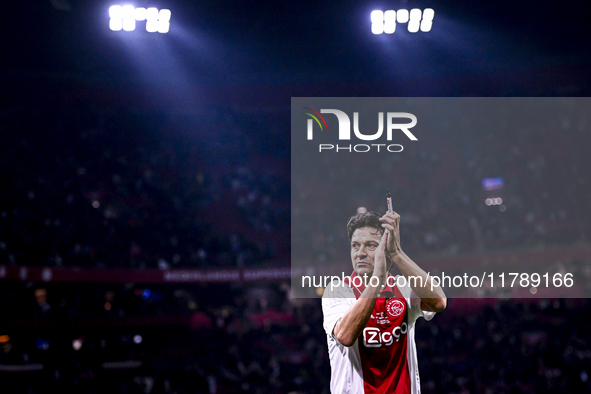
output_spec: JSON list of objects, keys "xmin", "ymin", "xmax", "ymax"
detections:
[
  {"xmin": 1, "ymin": 98, "xmax": 590, "ymax": 394},
  {"xmin": 0, "ymin": 104, "xmax": 289, "ymax": 269},
  {"xmin": 1, "ymin": 282, "xmax": 590, "ymax": 393},
  {"xmin": 292, "ymin": 99, "xmax": 591, "ymax": 264},
  {"xmin": 0, "ymin": 281, "xmax": 326, "ymax": 393},
  {"xmin": 418, "ymin": 298, "xmax": 591, "ymax": 394},
  {"xmin": 2, "ymin": 100, "xmax": 590, "ymax": 270}
]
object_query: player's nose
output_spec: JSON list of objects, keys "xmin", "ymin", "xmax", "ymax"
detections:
[{"xmin": 357, "ymin": 245, "xmax": 367, "ymax": 256}]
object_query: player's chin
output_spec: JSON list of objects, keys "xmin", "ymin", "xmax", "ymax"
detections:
[{"xmin": 354, "ymin": 266, "xmax": 373, "ymax": 277}]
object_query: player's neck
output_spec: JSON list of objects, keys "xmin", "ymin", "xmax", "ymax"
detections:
[{"xmin": 354, "ymin": 272, "xmax": 371, "ymax": 287}]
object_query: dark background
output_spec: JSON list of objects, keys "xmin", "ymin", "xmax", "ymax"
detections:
[{"xmin": 1, "ymin": 0, "xmax": 591, "ymax": 393}]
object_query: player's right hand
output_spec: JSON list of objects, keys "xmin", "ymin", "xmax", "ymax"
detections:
[{"xmin": 372, "ymin": 230, "xmax": 389, "ymax": 286}]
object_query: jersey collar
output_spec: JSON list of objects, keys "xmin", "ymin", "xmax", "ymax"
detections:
[{"xmin": 347, "ymin": 271, "xmax": 396, "ymax": 298}]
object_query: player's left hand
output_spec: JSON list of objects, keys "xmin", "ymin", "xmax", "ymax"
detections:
[{"xmin": 379, "ymin": 211, "xmax": 401, "ymax": 257}]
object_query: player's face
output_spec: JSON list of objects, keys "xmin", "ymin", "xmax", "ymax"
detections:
[{"xmin": 350, "ymin": 227, "xmax": 382, "ymax": 278}]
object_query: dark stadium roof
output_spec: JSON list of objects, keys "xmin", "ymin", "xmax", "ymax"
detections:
[{"xmin": 2, "ymin": 0, "xmax": 591, "ymax": 100}]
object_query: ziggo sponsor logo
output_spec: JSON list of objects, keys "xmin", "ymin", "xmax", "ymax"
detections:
[
  {"xmin": 363, "ymin": 324, "xmax": 408, "ymax": 347},
  {"xmin": 303, "ymin": 108, "xmax": 417, "ymax": 153}
]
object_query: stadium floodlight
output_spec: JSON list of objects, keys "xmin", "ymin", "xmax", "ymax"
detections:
[
  {"xmin": 115, "ymin": 5, "xmax": 135, "ymax": 31},
  {"xmin": 122, "ymin": 17, "xmax": 136, "ymax": 31},
  {"xmin": 109, "ymin": 5, "xmax": 171, "ymax": 33},
  {"xmin": 371, "ymin": 10, "xmax": 384, "ymax": 35},
  {"xmin": 146, "ymin": 7, "xmax": 159, "ymax": 21},
  {"xmin": 158, "ymin": 9, "xmax": 171, "ymax": 33},
  {"xmin": 421, "ymin": 8, "xmax": 434, "ymax": 32},
  {"xmin": 109, "ymin": 5, "xmax": 123, "ymax": 30},
  {"xmin": 121, "ymin": 4, "xmax": 135, "ymax": 31},
  {"xmin": 157, "ymin": 22, "xmax": 170, "ymax": 34},
  {"xmin": 121, "ymin": 5, "xmax": 134, "ymax": 18},
  {"xmin": 159, "ymin": 9, "xmax": 171, "ymax": 22},
  {"xmin": 384, "ymin": 10, "xmax": 396, "ymax": 34},
  {"xmin": 134, "ymin": 7, "xmax": 147, "ymax": 21},
  {"xmin": 109, "ymin": 5, "xmax": 122, "ymax": 19},
  {"xmin": 371, "ymin": 8, "xmax": 434, "ymax": 34},
  {"xmin": 110, "ymin": 17, "xmax": 123, "ymax": 31},
  {"xmin": 146, "ymin": 7, "xmax": 159, "ymax": 32},
  {"xmin": 146, "ymin": 20, "xmax": 158, "ymax": 33},
  {"xmin": 408, "ymin": 9, "xmax": 422, "ymax": 33},
  {"xmin": 396, "ymin": 9, "xmax": 409, "ymax": 24}
]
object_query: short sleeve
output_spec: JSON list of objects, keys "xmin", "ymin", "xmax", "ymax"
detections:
[
  {"xmin": 396, "ymin": 275, "xmax": 436, "ymax": 323},
  {"xmin": 321, "ymin": 282, "xmax": 355, "ymax": 340}
]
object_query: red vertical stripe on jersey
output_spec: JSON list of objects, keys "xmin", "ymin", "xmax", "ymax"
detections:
[{"xmin": 349, "ymin": 272, "xmax": 412, "ymax": 394}]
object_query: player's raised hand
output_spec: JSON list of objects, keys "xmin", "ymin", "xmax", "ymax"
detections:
[
  {"xmin": 372, "ymin": 230, "xmax": 389, "ymax": 285},
  {"xmin": 379, "ymin": 211, "xmax": 401, "ymax": 257}
]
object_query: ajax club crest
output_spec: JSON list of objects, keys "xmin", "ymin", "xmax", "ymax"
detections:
[{"xmin": 386, "ymin": 299, "xmax": 405, "ymax": 318}]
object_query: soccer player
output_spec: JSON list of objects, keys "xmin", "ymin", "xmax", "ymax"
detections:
[{"xmin": 322, "ymin": 211, "xmax": 446, "ymax": 394}]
